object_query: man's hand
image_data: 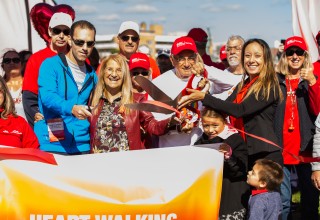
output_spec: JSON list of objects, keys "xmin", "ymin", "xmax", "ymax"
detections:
[
  {"xmin": 72, "ymin": 105, "xmax": 92, "ymax": 120},
  {"xmin": 191, "ymin": 59, "xmax": 204, "ymax": 76},
  {"xmin": 311, "ymin": 170, "xmax": 320, "ymax": 190},
  {"xmin": 34, "ymin": 112, "xmax": 44, "ymax": 123}
]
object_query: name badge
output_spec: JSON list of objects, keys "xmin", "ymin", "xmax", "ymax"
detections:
[{"xmin": 47, "ymin": 118, "xmax": 65, "ymax": 142}]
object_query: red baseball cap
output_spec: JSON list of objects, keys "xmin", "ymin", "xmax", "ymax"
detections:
[
  {"xmin": 220, "ymin": 45, "xmax": 227, "ymax": 61},
  {"xmin": 171, "ymin": 36, "xmax": 197, "ymax": 56},
  {"xmin": 187, "ymin": 28, "xmax": 208, "ymax": 43},
  {"xmin": 129, "ymin": 52, "xmax": 150, "ymax": 70},
  {"xmin": 284, "ymin": 36, "xmax": 307, "ymax": 51}
]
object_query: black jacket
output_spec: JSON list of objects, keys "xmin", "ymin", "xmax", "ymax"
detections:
[
  {"xmin": 195, "ymin": 132, "xmax": 249, "ymax": 217},
  {"xmin": 274, "ymin": 73, "xmax": 316, "ymax": 152},
  {"xmin": 203, "ymin": 84, "xmax": 281, "ymax": 156}
]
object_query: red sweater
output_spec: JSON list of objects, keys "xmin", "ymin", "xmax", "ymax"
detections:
[
  {"xmin": 0, "ymin": 114, "xmax": 39, "ymax": 148},
  {"xmin": 22, "ymin": 47, "xmax": 56, "ymax": 95},
  {"xmin": 308, "ymin": 61, "xmax": 320, "ymax": 115}
]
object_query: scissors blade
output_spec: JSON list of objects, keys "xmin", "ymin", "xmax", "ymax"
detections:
[
  {"xmin": 134, "ymin": 75, "xmax": 173, "ymax": 102},
  {"xmin": 125, "ymin": 103, "xmax": 175, "ymax": 114}
]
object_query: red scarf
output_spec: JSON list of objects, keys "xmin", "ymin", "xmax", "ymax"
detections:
[{"xmin": 229, "ymin": 77, "xmax": 258, "ymax": 140}]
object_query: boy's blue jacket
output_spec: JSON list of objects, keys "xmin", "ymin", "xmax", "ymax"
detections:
[{"xmin": 34, "ymin": 53, "xmax": 97, "ymax": 154}]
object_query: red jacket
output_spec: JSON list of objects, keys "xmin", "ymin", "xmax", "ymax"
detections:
[
  {"xmin": 90, "ymin": 95, "xmax": 170, "ymax": 151},
  {"xmin": 0, "ymin": 114, "xmax": 39, "ymax": 148}
]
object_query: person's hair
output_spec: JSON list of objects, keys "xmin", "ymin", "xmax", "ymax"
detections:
[
  {"xmin": 254, "ymin": 159, "xmax": 283, "ymax": 191},
  {"xmin": 19, "ymin": 50, "xmax": 32, "ymax": 77},
  {"xmin": 1, "ymin": 49, "xmax": 21, "ymax": 81},
  {"xmin": 201, "ymin": 107, "xmax": 226, "ymax": 122},
  {"xmin": 0, "ymin": 77, "xmax": 17, "ymax": 119},
  {"xmin": 277, "ymin": 48, "xmax": 312, "ymax": 75},
  {"xmin": 238, "ymin": 38, "xmax": 283, "ymax": 102},
  {"xmin": 88, "ymin": 47, "xmax": 100, "ymax": 71},
  {"xmin": 70, "ymin": 20, "xmax": 96, "ymax": 40},
  {"xmin": 91, "ymin": 54, "xmax": 133, "ymax": 114},
  {"xmin": 227, "ymin": 35, "xmax": 245, "ymax": 47}
]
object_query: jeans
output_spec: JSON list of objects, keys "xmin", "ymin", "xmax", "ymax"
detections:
[{"xmin": 281, "ymin": 164, "xmax": 319, "ymax": 220}]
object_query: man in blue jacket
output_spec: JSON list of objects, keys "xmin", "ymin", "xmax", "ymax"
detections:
[{"xmin": 35, "ymin": 20, "xmax": 98, "ymax": 155}]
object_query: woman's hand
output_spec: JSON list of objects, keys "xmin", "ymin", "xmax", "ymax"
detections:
[
  {"xmin": 178, "ymin": 88, "xmax": 206, "ymax": 109},
  {"xmin": 301, "ymin": 67, "xmax": 316, "ymax": 86}
]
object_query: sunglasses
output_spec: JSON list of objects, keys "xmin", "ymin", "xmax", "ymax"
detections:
[
  {"xmin": 132, "ymin": 71, "xmax": 149, "ymax": 76},
  {"xmin": 285, "ymin": 48, "xmax": 305, "ymax": 56},
  {"xmin": 120, "ymin": 35, "xmax": 139, "ymax": 42},
  {"xmin": 2, "ymin": 57, "xmax": 21, "ymax": 64},
  {"xmin": 72, "ymin": 39, "xmax": 95, "ymax": 47},
  {"xmin": 52, "ymin": 27, "xmax": 70, "ymax": 36}
]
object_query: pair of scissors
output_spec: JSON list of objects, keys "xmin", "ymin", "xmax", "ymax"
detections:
[{"xmin": 125, "ymin": 76, "xmax": 200, "ymax": 125}]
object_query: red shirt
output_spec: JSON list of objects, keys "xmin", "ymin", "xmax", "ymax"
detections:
[
  {"xmin": 309, "ymin": 61, "xmax": 320, "ymax": 114},
  {"xmin": 313, "ymin": 60, "xmax": 320, "ymax": 77},
  {"xmin": 282, "ymin": 78, "xmax": 300, "ymax": 164},
  {"xmin": 0, "ymin": 114, "xmax": 39, "ymax": 148},
  {"xmin": 22, "ymin": 47, "xmax": 56, "ymax": 94}
]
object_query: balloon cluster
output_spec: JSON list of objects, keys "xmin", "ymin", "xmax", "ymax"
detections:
[{"xmin": 30, "ymin": 3, "xmax": 75, "ymax": 43}]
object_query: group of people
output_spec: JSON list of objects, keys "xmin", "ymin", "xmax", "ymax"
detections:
[{"xmin": 1, "ymin": 8, "xmax": 320, "ymax": 220}]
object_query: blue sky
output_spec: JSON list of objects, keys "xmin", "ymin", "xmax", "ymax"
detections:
[{"xmin": 57, "ymin": 0, "xmax": 293, "ymax": 47}]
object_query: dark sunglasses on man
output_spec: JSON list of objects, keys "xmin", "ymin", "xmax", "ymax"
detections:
[
  {"xmin": 120, "ymin": 35, "xmax": 139, "ymax": 43},
  {"xmin": 72, "ymin": 39, "xmax": 95, "ymax": 47},
  {"xmin": 2, "ymin": 57, "xmax": 21, "ymax": 64},
  {"xmin": 52, "ymin": 27, "xmax": 71, "ymax": 36},
  {"xmin": 285, "ymin": 48, "xmax": 305, "ymax": 57},
  {"xmin": 132, "ymin": 70, "xmax": 149, "ymax": 76}
]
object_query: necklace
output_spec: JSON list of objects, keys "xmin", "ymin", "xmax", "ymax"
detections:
[{"xmin": 287, "ymin": 77, "xmax": 297, "ymax": 132}]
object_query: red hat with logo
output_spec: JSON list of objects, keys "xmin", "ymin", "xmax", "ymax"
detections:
[
  {"xmin": 220, "ymin": 45, "xmax": 227, "ymax": 61},
  {"xmin": 171, "ymin": 36, "xmax": 197, "ymax": 56},
  {"xmin": 129, "ymin": 52, "xmax": 150, "ymax": 70},
  {"xmin": 187, "ymin": 28, "xmax": 208, "ymax": 43},
  {"xmin": 284, "ymin": 36, "xmax": 307, "ymax": 51}
]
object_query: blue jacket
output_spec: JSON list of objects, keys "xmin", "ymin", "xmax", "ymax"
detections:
[{"xmin": 34, "ymin": 53, "xmax": 97, "ymax": 154}]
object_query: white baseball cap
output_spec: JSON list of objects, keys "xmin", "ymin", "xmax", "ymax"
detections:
[
  {"xmin": 49, "ymin": 12, "xmax": 72, "ymax": 28},
  {"xmin": 118, "ymin": 21, "xmax": 139, "ymax": 35}
]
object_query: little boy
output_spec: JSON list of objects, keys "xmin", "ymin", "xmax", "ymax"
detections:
[{"xmin": 246, "ymin": 159, "xmax": 283, "ymax": 220}]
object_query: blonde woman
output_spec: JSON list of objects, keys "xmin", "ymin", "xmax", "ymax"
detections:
[
  {"xmin": 178, "ymin": 38, "xmax": 283, "ymax": 168},
  {"xmin": 89, "ymin": 54, "xmax": 172, "ymax": 153},
  {"xmin": 275, "ymin": 36, "xmax": 318, "ymax": 220}
]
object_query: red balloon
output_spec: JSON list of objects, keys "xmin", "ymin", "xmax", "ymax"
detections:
[{"xmin": 30, "ymin": 3, "xmax": 75, "ymax": 43}]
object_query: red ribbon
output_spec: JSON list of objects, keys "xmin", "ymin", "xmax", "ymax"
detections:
[
  {"xmin": 227, "ymin": 123, "xmax": 320, "ymax": 163},
  {"xmin": 0, "ymin": 147, "xmax": 57, "ymax": 165}
]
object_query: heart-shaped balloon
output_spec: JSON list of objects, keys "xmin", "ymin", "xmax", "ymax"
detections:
[{"xmin": 30, "ymin": 3, "xmax": 75, "ymax": 43}]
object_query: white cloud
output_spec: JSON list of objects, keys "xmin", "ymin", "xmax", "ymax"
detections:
[
  {"xmin": 74, "ymin": 5, "xmax": 97, "ymax": 14},
  {"xmin": 225, "ymin": 4, "xmax": 242, "ymax": 11},
  {"xmin": 124, "ymin": 5, "xmax": 158, "ymax": 13},
  {"xmin": 152, "ymin": 16, "xmax": 167, "ymax": 22},
  {"xmin": 97, "ymin": 14, "xmax": 120, "ymax": 21}
]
